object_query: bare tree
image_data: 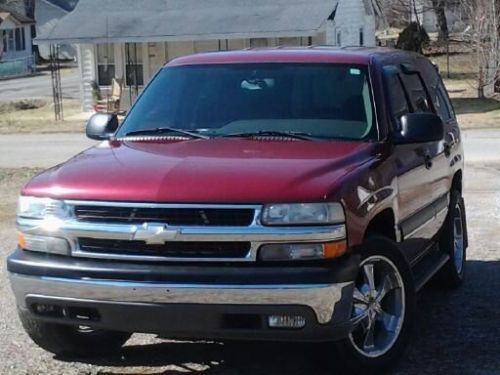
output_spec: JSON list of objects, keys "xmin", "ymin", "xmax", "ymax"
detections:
[
  {"xmin": 377, "ymin": 0, "xmax": 433, "ymax": 28},
  {"xmin": 430, "ymin": 0, "xmax": 449, "ymax": 42},
  {"xmin": 462, "ymin": 0, "xmax": 500, "ymax": 97},
  {"xmin": 378, "ymin": 0, "xmax": 450, "ymax": 41}
]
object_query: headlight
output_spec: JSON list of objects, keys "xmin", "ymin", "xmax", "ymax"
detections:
[
  {"xmin": 261, "ymin": 203, "xmax": 345, "ymax": 226},
  {"xmin": 17, "ymin": 196, "xmax": 70, "ymax": 219}
]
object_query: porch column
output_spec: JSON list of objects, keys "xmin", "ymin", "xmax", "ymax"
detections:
[{"xmin": 78, "ymin": 43, "xmax": 96, "ymax": 112}]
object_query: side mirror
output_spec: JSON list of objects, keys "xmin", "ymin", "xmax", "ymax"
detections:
[
  {"xmin": 393, "ymin": 113, "xmax": 444, "ymax": 144},
  {"xmin": 86, "ymin": 113, "xmax": 119, "ymax": 140}
]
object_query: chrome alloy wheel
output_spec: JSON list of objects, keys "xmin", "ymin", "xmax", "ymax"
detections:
[
  {"xmin": 349, "ymin": 255, "xmax": 405, "ymax": 358},
  {"xmin": 453, "ymin": 203, "xmax": 465, "ymax": 274}
]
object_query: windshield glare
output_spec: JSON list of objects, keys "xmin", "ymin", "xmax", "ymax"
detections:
[{"xmin": 117, "ymin": 63, "xmax": 375, "ymax": 140}]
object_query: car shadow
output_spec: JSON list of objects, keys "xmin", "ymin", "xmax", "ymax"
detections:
[
  {"xmin": 56, "ymin": 340, "xmax": 325, "ymax": 374},
  {"xmin": 55, "ymin": 259, "xmax": 500, "ymax": 375}
]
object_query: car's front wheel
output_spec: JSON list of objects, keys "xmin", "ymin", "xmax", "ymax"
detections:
[{"xmin": 327, "ymin": 237, "xmax": 416, "ymax": 374}]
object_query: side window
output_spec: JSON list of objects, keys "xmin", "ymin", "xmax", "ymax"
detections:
[
  {"xmin": 384, "ymin": 69, "xmax": 410, "ymax": 129},
  {"xmin": 433, "ymin": 85, "xmax": 452, "ymax": 121},
  {"xmin": 419, "ymin": 60, "xmax": 455, "ymax": 122},
  {"xmin": 438, "ymin": 82, "xmax": 455, "ymax": 120},
  {"xmin": 400, "ymin": 73, "xmax": 432, "ymax": 113}
]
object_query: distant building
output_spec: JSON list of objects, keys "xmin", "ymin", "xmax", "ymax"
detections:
[
  {"xmin": 0, "ymin": 5, "xmax": 35, "ymax": 77},
  {"xmin": 414, "ymin": 0, "xmax": 467, "ymax": 33},
  {"xmin": 35, "ymin": 0, "xmax": 78, "ymax": 60},
  {"xmin": 36, "ymin": 0, "xmax": 378, "ymax": 111}
]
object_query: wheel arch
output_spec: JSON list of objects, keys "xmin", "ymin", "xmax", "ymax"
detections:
[
  {"xmin": 363, "ymin": 208, "xmax": 397, "ymax": 242},
  {"xmin": 451, "ymin": 170, "xmax": 463, "ymax": 194}
]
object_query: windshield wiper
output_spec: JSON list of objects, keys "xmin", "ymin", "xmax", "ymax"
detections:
[
  {"xmin": 221, "ymin": 130, "xmax": 317, "ymax": 141},
  {"xmin": 125, "ymin": 127, "xmax": 209, "ymax": 139}
]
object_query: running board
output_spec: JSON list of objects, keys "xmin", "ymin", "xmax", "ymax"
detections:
[{"xmin": 412, "ymin": 250, "xmax": 450, "ymax": 291}]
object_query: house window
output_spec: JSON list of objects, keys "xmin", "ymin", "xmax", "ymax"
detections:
[
  {"xmin": 359, "ymin": 28, "xmax": 364, "ymax": 46},
  {"xmin": 249, "ymin": 38, "xmax": 268, "ymax": 48},
  {"xmin": 277, "ymin": 37, "xmax": 300, "ymax": 46},
  {"xmin": 2, "ymin": 29, "xmax": 15, "ymax": 52},
  {"xmin": 125, "ymin": 43, "xmax": 144, "ymax": 86},
  {"xmin": 1, "ymin": 31, "xmax": 6, "ymax": 53},
  {"xmin": 336, "ymin": 29, "xmax": 342, "ymax": 46},
  {"xmin": 15, "ymin": 28, "xmax": 25, "ymax": 51},
  {"xmin": 96, "ymin": 44, "xmax": 116, "ymax": 86}
]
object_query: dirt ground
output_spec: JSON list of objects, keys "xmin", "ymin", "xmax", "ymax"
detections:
[{"xmin": 0, "ymin": 156, "xmax": 499, "ymax": 374}]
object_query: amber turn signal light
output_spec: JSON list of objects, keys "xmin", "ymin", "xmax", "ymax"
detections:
[
  {"xmin": 17, "ymin": 231, "xmax": 27, "ymax": 249},
  {"xmin": 322, "ymin": 240, "xmax": 347, "ymax": 259}
]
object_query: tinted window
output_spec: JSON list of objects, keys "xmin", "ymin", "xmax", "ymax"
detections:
[
  {"xmin": 433, "ymin": 85, "xmax": 452, "ymax": 121},
  {"xmin": 384, "ymin": 71, "xmax": 410, "ymax": 129},
  {"xmin": 118, "ymin": 64, "xmax": 375, "ymax": 140},
  {"xmin": 418, "ymin": 59, "xmax": 455, "ymax": 122},
  {"xmin": 400, "ymin": 74, "xmax": 432, "ymax": 113}
]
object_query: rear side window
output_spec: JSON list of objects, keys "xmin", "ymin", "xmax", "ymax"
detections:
[
  {"xmin": 418, "ymin": 59, "xmax": 455, "ymax": 122},
  {"xmin": 400, "ymin": 74, "xmax": 432, "ymax": 113},
  {"xmin": 433, "ymin": 85, "xmax": 452, "ymax": 121}
]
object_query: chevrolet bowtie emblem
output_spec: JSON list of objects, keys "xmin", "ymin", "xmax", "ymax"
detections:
[{"xmin": 132, "ymin": 223, "xmax": 179, "ymax": 244}]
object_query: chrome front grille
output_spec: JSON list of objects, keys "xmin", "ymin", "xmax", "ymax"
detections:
[{"xmin": 78, "ymin": 238, "xmax": 252, "ymax": 259}]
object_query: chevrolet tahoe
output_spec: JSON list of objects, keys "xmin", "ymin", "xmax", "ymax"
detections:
[{"xmin": 8, "ymin": 47, "xmax": 468, "ymax": 373}]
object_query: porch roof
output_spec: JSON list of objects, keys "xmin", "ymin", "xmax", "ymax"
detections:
[
  {"xmin": 35, "ymin": 0, "xmax": 339, "ymax": 44},
  {"xmin": 0, "ymin": 6, "xmax": 35, "ymax": 26}
]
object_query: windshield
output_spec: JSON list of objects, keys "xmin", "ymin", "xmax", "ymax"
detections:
[{"xmin": 117, "ymin": 63, "xmax": 375, "ymax": 140}]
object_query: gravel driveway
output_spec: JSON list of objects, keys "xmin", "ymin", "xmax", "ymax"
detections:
[{"xmin": 0, "ymin": 135, "xmax": 499, "ymax": 374}]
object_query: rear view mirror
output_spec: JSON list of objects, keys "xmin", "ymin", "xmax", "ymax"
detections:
[
  {"xmin": 86, "ymin": 113, "xmax": 119, "ymax": 140},
  {"xmin": 394, "ymin": 113, "xmax": 444, "ymax": 144}
]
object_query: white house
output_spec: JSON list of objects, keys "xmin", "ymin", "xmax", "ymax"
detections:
[
  {"xmin": 36, "ymin": 0, "xmax": 378, "ymax": 112},
  {"xmin": 0, "ymin": 5, "xmax": 34, "ymax": 77},
  {"xmin": 35, "ymin": 0, "xmax": 78, "ymax": 60}
]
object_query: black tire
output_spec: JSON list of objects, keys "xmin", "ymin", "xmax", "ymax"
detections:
[
  {"xmin": 436, "ymin": 190, "xmax": 467, "ymax": 288},
  {"xmin": 325, "ymin": 237, "xmax": 416, "ymax": 374},
  {"xmin": 18, "ymin": 308, "xmax": 131, "ymax": 357}
]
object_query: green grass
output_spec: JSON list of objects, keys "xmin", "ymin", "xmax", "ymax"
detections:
[
  {"xmin": 430, "ymin": 53, "xmax": 478, "ymax": 81},
  {"xmin": 452, "ymin": 98, "xmax": 500, "ymax": 115},
  {"xmin": 0, "ymin": 99, "xmax": 85, "ymax": 134}
]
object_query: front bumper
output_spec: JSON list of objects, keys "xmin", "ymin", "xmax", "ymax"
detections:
[{"xmin": 8, "ymin": 250, "xmax": 358, "ymax": 342}]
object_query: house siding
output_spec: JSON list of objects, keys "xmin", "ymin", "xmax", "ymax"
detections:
[
  {"xmin": 326, "ymin": 0, "xmax": 375, "ymax": 47},
  {"xmin": 0, "ymin": 20, "xmax": 33, "ymax": 61}
]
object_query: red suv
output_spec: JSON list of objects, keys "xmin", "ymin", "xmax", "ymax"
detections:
[{"xmin": 8, "ymin": 47, "xmax": 467, "ymax": 373}]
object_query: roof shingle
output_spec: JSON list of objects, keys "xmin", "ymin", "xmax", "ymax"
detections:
[{"xmin": 36, "ymin": 0, "xmax": 338, "ymax": 44}]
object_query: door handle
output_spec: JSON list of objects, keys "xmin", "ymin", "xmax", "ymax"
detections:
[{"xmin": 424, "ymin": 154, "xmax": 433, "ymax": 169}]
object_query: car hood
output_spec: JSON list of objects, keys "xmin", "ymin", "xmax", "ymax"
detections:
[{"xmin": 23, "ymin": 138, "xmax": 376, "ymax": 203}]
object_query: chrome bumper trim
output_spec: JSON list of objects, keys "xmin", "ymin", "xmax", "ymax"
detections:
[{"xmin": 10, "ymin": 273, "xmax": 353, "ymax": 324}]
